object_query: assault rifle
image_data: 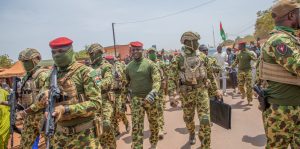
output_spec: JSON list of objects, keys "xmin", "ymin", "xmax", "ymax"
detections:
[
  {"xmin": 7, "ymin": 77, "xmax": 22, "ymax": 148},
  {"xmin": 45, "ymin": 66, "xmax": 60, "ymax": 149},
  {"xmin": 253, "ymin": 84, "xmax": 270, "ymax": 111}
]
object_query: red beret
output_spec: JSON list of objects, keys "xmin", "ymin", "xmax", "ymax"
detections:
[
  {"xmin": 105, "ymin": 55, "xmax": 114, "ymax": 60},
  {"xmin": 238, "ymin": 41, "xmax": 246, "ymax": 45},
  {"xmin": 49, "ymin": 37, "xmax": 73, "ymax": 49},
  {"xmin": 129, "ymin": 41, "xmax": 143, "ymax": 47}
]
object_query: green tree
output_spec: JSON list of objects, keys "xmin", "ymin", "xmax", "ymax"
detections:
[
  {"xmin": 254, "ymin": 9, "xmax": 275, "ymax": 39},
  {"xmin": 75, "ymin": 50, "xmax": 89, "ymax": 60},
  {"xmin": 0, "ymin": 54, "xmax": 13, "ymax": 68}
]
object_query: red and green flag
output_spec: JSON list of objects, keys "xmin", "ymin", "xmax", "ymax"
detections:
[{"xmin": 220, "ymin": 22, "xmax": 227, "ymax": 41}]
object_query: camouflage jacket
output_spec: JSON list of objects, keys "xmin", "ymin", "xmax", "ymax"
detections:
[
  {"xmin": 91, "ymin": 59, "xmax": 113, "ymax": 92},
  {"xmin": 259, "ymin": 26, "xmax": 300, "ymax": 105},
  {"xmin": 30, "ymin": 62, "xmax": 102, "ymax": 125}
]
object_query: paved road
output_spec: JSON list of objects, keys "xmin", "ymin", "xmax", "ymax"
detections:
[
  {"xmin": 8, "ymin": 89, "xmax": 267, "ymax": 149},
  {"xmin": 116, "ymin": 89, "xmax": 266, "ymax": 149}
]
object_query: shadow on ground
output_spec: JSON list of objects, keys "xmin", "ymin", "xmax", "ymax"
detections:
[
  {"xmin": 122, "ymin": 130, "xmax": 151, "ymax": 144},
  {"xmin": 231, "ymin": 101, "xmax": 251, "ymax": 111},
  {"xmin": 242, "ymin": 134, "xmax": 266, "ymax": 147}
]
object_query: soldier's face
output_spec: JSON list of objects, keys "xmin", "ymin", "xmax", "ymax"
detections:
[{"xmin": 131, "ymin": 47, "xmax": 143, "ymax": 60}]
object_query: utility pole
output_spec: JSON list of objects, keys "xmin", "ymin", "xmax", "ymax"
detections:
[
  {"xmin": 112, "ymin": 23, "xmax": 117, "ymax": 57},
  {"xmin": 212, "ymin": 25, "xmax": 216, "ymax": 48}
]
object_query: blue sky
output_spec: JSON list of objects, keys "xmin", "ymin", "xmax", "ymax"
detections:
[{"xmin": 0, "ymin": 0, "xmax": 273, "ymax": 60}]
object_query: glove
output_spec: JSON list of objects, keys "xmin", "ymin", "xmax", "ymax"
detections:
[
  {"xmin": 145, "ymin": 90, "xmax": 157, "ymax": 104},
  {"xmin": 52, "ymin": 105, "xmax": 65, "ymax": 122},
  {"xmin": 102, "ymin": 120, "xmax": 111, "ymax": 133}
]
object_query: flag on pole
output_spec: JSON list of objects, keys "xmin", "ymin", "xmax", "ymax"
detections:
[{"xmin": 220, "ymin": 22, "xmax": 227, "ymax": 41}]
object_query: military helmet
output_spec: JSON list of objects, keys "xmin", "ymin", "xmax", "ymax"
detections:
[
  {"xmin": 87, "ymin": 43, "xmax": 104, "ymax": 54},
  {"xmin": 18, "ymin": 48, "xmax": 41, "ymax": 61},
  {"xmin": 148, "ymin": 47, "xmax": 157, "ymax": 52},
  {"xmin": 180, "ymin": 31, "xmax": 201, "ymax": 44}
]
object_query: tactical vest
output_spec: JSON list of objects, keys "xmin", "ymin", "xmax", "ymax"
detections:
[
  {"xmin": 55, "ymin": 63, "xmax": 93, "ymax": 121},
  {"xmin": 259, "ymin": 30, "xmax": 300, "ymax": 86},
  {"xmin": 20, "ymin": 69, "xmax": 47, "ymax": 108},
  {"xmin": 179, "ymin": 55, "xmax": 207, "ymax": 85}
]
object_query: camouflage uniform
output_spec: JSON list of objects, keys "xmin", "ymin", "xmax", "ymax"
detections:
[
  {"xmin": 17, "ymin": 48, "xmax": 48, "ymax": 149},
  {"xmin": 112, "ymin": 61, "xmax": 129, "ymax": 134},
  {"xmin": 207, "ymin": 56, "xmax": 220, "ymax": 98},
  {"xmin": 259, "ymin": 24, "xmax": 300, "ymax": 148},
  {"xmin": 126, "ymin": 57, "xmax": 161, "ymax": 149},
  {"xmin": 165, "ymin": 56, "xmax": 180, "ymax": 107},
  {"xmin": 30, "ymin": 38, "xmax": 103, "ymax": 149},
  {"xmin": 88, "ymin": 43, "xmax": 116, "ymax": 149},
  {"xmin": 148, "ymin": 47, "xmax": 167, "ymax": 138},
  {"xmin": 231, "ymin": 49, "xmax": 256, "ymax": 103},
  {"xmin": 173, "ymin": 31, "xmax": 216, "ymax": 148}
]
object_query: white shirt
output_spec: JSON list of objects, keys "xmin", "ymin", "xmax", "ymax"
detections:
[{"xmin": 213, "ymin": 52, "xmax": 228, "ymax": 69}]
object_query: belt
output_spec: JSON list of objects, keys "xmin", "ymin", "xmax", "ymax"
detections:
[{"xmin": 56, "ymin": 121, "xmax": 94, "ymax": 135}]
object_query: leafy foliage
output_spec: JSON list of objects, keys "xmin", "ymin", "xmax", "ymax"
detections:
[
  {"xmin": 0, "ymin": 54, "xmax": 13, "ymax": 68},
  {"xmin": 254, "ymin": 9, "xmax": 275, "ymax": 39}
]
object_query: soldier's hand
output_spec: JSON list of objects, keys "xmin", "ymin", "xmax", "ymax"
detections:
[
  {"xmin": 145, "ymin": 90, "xmax": 157, "ymax": 104},
  {"xmin": 52, "ymin": 105, "xmax": 65, "ymax": 122},
  {"xmin": 102, "ymin": 120, "xmax": 111, "ymax": 133},
  {"xmin": 17, "ymin": 110, "xmax": 27, "ymax": 119},
  {"xmin": 215, "ymin": 90, "xmax": 223, "ymax": 100},
  {"xmin": 37, "ymin": 90, "xmax": 49, "ymax": 107}
]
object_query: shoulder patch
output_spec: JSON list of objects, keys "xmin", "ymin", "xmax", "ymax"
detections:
[{"xmin": 276, "ymin": 43, "xmax": 288, "ymax": 56}]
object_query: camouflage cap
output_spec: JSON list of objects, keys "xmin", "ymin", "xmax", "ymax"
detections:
[
  {"xmin": 272, "ymin": 0, "xmax": 300, "ymax": 18},
  {"xmin": 18, "ymin": 48, "xmax": 41, "ymax": 61},
  {"xmin": 180, "ymin": 31, "xmax": 201, "ymax": 44},
  {"xmin": 87, "ymin": 43, "xmax": 104, "ymax": 54}
]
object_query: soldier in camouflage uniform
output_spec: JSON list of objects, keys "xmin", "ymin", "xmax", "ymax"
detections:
[
  {"xmin": 172, "ymin": 31, "xmax": 218, "ymax": 148},
  {"xmin": 87, "ymin": 43, "xmax": 116, "ymax": 149},
  {"xmin": 16, "ymin": 48, "xmax": 48, "ymax": 148},
  {"xmin": 148, "ymin": 47, "xmax": 166, "ymax": 140},
  {"xmin": 199, "ymin": 45, "xmax": 221, "ymax": 99},
  {"xmin": 125, "ymin": 41, "xmax": 161, "ymax": 149},
  {"xmin": 28, "ymin": 37, "xmax": 103, "ymax": 148},
  {"xmin": 231, "ymin": 42, "xmax": 257, "ymax": 105},
  {"xmin": 165, "ymin": 54, "xmax": 180, "ymax": 108},
  {"xmin": 105, "ymin": 55, "xmax": 130, "ymax": 136},
  {"xmin": 258, "ymin": 1, "xmax": 300, "ymax": 148}
]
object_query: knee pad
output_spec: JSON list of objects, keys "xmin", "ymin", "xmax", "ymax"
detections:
[{"xmin": 200, "ymin": 115, "xmax": 210, "ymax": 126}]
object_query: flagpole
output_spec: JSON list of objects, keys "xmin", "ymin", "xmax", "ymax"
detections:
[{"xmin": 212, "ymin": 25, "xmax": 216, "ymax": 48}]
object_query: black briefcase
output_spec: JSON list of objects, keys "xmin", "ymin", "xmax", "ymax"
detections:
[{"xmin": 210, "ymin": 98, "xmax": 231, "ymax": 129}]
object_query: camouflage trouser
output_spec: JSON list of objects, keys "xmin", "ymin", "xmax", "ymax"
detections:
[
  {"xmin": 53, "ymin": 127, "xmax": 102, "ymax": 149},
  {"xmin": 180, "ymin": 87, "xmax": 211, "ymax": 149},
  {"xmin": 131, "ymin": 96, "xmax": 159, "ymax": 149},
  {"xmin": 264, "ymin": 104, "xmax": 300, "ymax": 149},
  {"xmin": 20, "ymin": 111, "xmax": 43, "ymax": 149},
  {"xmin": 157, "ymin": 93, "xmax": 165, "ymax": 132},
  {"xmin": 100, "ymin": 97, "xmax": 116, "ymax": 149},
  {"xmin": 113, "ymin": 91, "xmax": 129, "ymax": 132},
  {"xmin": 167, "ymin": 79, "xmax": 180, "ymax": 105},
  {"xmin": 237, "ymin": 70, "xmax": 253, "ymax": 102}
]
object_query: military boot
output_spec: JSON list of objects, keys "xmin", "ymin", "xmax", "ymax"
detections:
[
  {"xmin": 189, "ymin": 133, "xmax": 196, "ymax": 145},
  {"xmin": 150, "ymin": 144, "xmax": 157, "ymax": 149}
]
